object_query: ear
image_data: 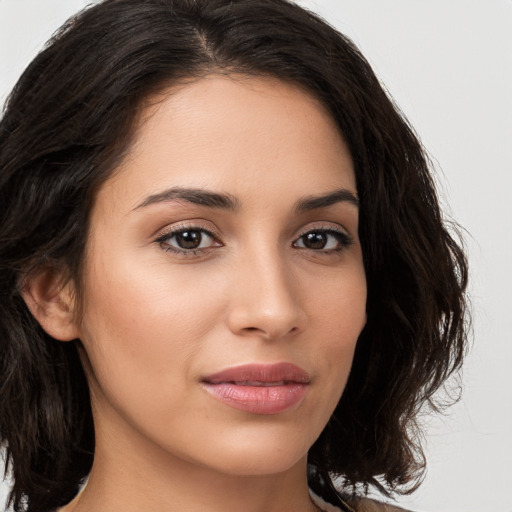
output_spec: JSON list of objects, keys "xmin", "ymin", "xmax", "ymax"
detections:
[{"xmin": 21, "ymin": 265, "xmax": 80, "ymax": 342}]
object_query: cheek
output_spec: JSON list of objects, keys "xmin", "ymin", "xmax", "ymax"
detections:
[
  {"xmin": 309, "ymin": 262, "xmax": 367, "ymax": 337},
  {"xmin": 77, "ymin": 255, "xmax": 229, "ymax": 396},
  {"xmin": 307, "ymin": 266, "xmax": 366, "ymax": 384},
  {"xmin": 76, "ymin": 260, "xmax": 233, "ymax": 447}
]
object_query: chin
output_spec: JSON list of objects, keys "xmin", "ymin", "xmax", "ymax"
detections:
[{"xmin": 186, "ymin": 427, "xmax": 314, "ymax": 477}]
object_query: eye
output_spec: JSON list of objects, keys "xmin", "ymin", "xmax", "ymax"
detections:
[
  {"xmin": 293, "ymin": 228, "xmax": 352, "ymax": 252},
  {"xmin": 156, "ymin": 226, "xmax": 221, "ymax": 254}
]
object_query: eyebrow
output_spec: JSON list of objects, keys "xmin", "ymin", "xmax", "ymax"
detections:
[
  {"xmin": 134, "ymin": 186, "xmax": 359, "ymax": 212},
  {"xmin": 135, "ymin": 187, "xmax": 240, "ymax": 211},
  {"xmin": 295, "ymin": 189, "xmax": 359, "ymax": 212}
]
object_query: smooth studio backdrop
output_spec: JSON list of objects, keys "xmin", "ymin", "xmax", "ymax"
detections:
[{"xmin": 1, "ymin": 1, "xmax": 511, "ymax": 511}]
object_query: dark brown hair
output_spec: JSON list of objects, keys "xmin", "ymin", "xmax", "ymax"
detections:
[{"xmin": 0, "ymin": 1, "xmax": 468, "ymax": 510}]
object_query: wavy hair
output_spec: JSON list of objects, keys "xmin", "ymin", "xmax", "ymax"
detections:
[{"xmin": 0, "ymin": 0, "xmax": 468, "ymax": 510}]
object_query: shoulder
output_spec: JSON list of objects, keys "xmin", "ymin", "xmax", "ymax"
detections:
[
  {"xmin": 345, "ymin": 496, "xmax": 413, "ymax": 512},
  {"xmin": 310, "ymin": 489, "xmax": 413, "ymax": 512}
]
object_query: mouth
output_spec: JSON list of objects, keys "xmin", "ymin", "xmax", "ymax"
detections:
[{"xmin": 201, "ymin": 363, "xmax": 310, "ymax": 415}]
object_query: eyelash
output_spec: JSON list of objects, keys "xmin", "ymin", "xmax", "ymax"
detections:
[{"xmin": 154, "ymin": 224, "xmax": 353, "ymax": 257}]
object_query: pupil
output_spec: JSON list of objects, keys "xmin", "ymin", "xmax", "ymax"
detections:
[
  {"xmin": 304, "ymin": 232, "xmax": 327, "ymax": 249},
  {"xmin": 176, "ymin": 230, "xmax": 202, "ymax": 249}
]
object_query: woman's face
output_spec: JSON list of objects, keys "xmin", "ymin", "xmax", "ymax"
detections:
[{"xmin": 76, "ymin": 76, "xmax": 367, "ymax": 477}]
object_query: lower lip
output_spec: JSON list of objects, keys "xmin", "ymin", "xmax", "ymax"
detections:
[{"xmin": 202, "ymin": 382, "xmax": 308, "ymax": 415}]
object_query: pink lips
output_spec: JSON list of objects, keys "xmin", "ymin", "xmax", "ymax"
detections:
[{"xmin": 201, "ymin": 363, "xmax": 310, "ymax": 415}]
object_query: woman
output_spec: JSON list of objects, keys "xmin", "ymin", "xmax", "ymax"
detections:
[{"xmin": 0, "ymin": 1, "xmax": 468, "ymax": 511}]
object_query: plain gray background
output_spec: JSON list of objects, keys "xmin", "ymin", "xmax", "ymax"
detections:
[{"xmin": 1, "ymin": 1, "xmax": 511, "ymax": 511}]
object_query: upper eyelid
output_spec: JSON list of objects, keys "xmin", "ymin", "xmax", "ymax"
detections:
[
  {"xmin": 298, "ymin": 225, "xmax": 346, "ymax": 234},
  {"xmin": 295, "ymin": 227, "xmax": 353, "ymax": 241},
  {"xmin": 154, "ymin": 221, "xmax": 221, "ymax": 242},
  {"xmin": 295, "ymin": 222, "xmax": 351, "ymax": 238}
]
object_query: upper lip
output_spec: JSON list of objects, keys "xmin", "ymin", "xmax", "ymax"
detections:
[{"xmin": 202, "ymin": 363, "xmax": 311, "ymax": 385}]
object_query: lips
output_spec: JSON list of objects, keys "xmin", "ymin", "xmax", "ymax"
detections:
[{"xmin": 201, "ymin": 363, "xmax": 310, "ymax": 415}]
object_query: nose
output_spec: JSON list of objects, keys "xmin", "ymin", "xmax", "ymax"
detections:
[{"xmin": 226, "ymin": 250, "xmax": 307, "ymax": 341}]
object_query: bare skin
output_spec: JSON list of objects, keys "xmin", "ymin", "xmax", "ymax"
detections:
[{"xmin": 25, "ymin": 75, "xmax": 366, "ymax": 512}]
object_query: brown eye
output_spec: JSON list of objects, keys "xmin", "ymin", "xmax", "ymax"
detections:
[
  {"xmin": 157, "ymin": 227, "xmax": 220, "ymax": 253},
  {"xmin": 294, "ymin": 229, "xmax": 352, "ymax": 251},
  {"xmin": 302, "ymin": 232, "xmax": 328, "ymax": 249},
  {"xmin": 174, "ymin": 230, "xmax": 203, "ymax": 249}
]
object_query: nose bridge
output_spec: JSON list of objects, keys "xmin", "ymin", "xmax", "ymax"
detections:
[{"xmin": 227, "ymin": 238, "xmax": 306, "ymax": 339}]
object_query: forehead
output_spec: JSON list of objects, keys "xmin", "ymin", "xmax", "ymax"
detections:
[{"xmin": 95, "ymin": 75, "xmax": 355, "ymax": 213}]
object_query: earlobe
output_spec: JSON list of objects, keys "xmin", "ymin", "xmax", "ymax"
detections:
[{"xmin": 21, "ymin": 266, "xmax": 80, "ymax": 342}]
